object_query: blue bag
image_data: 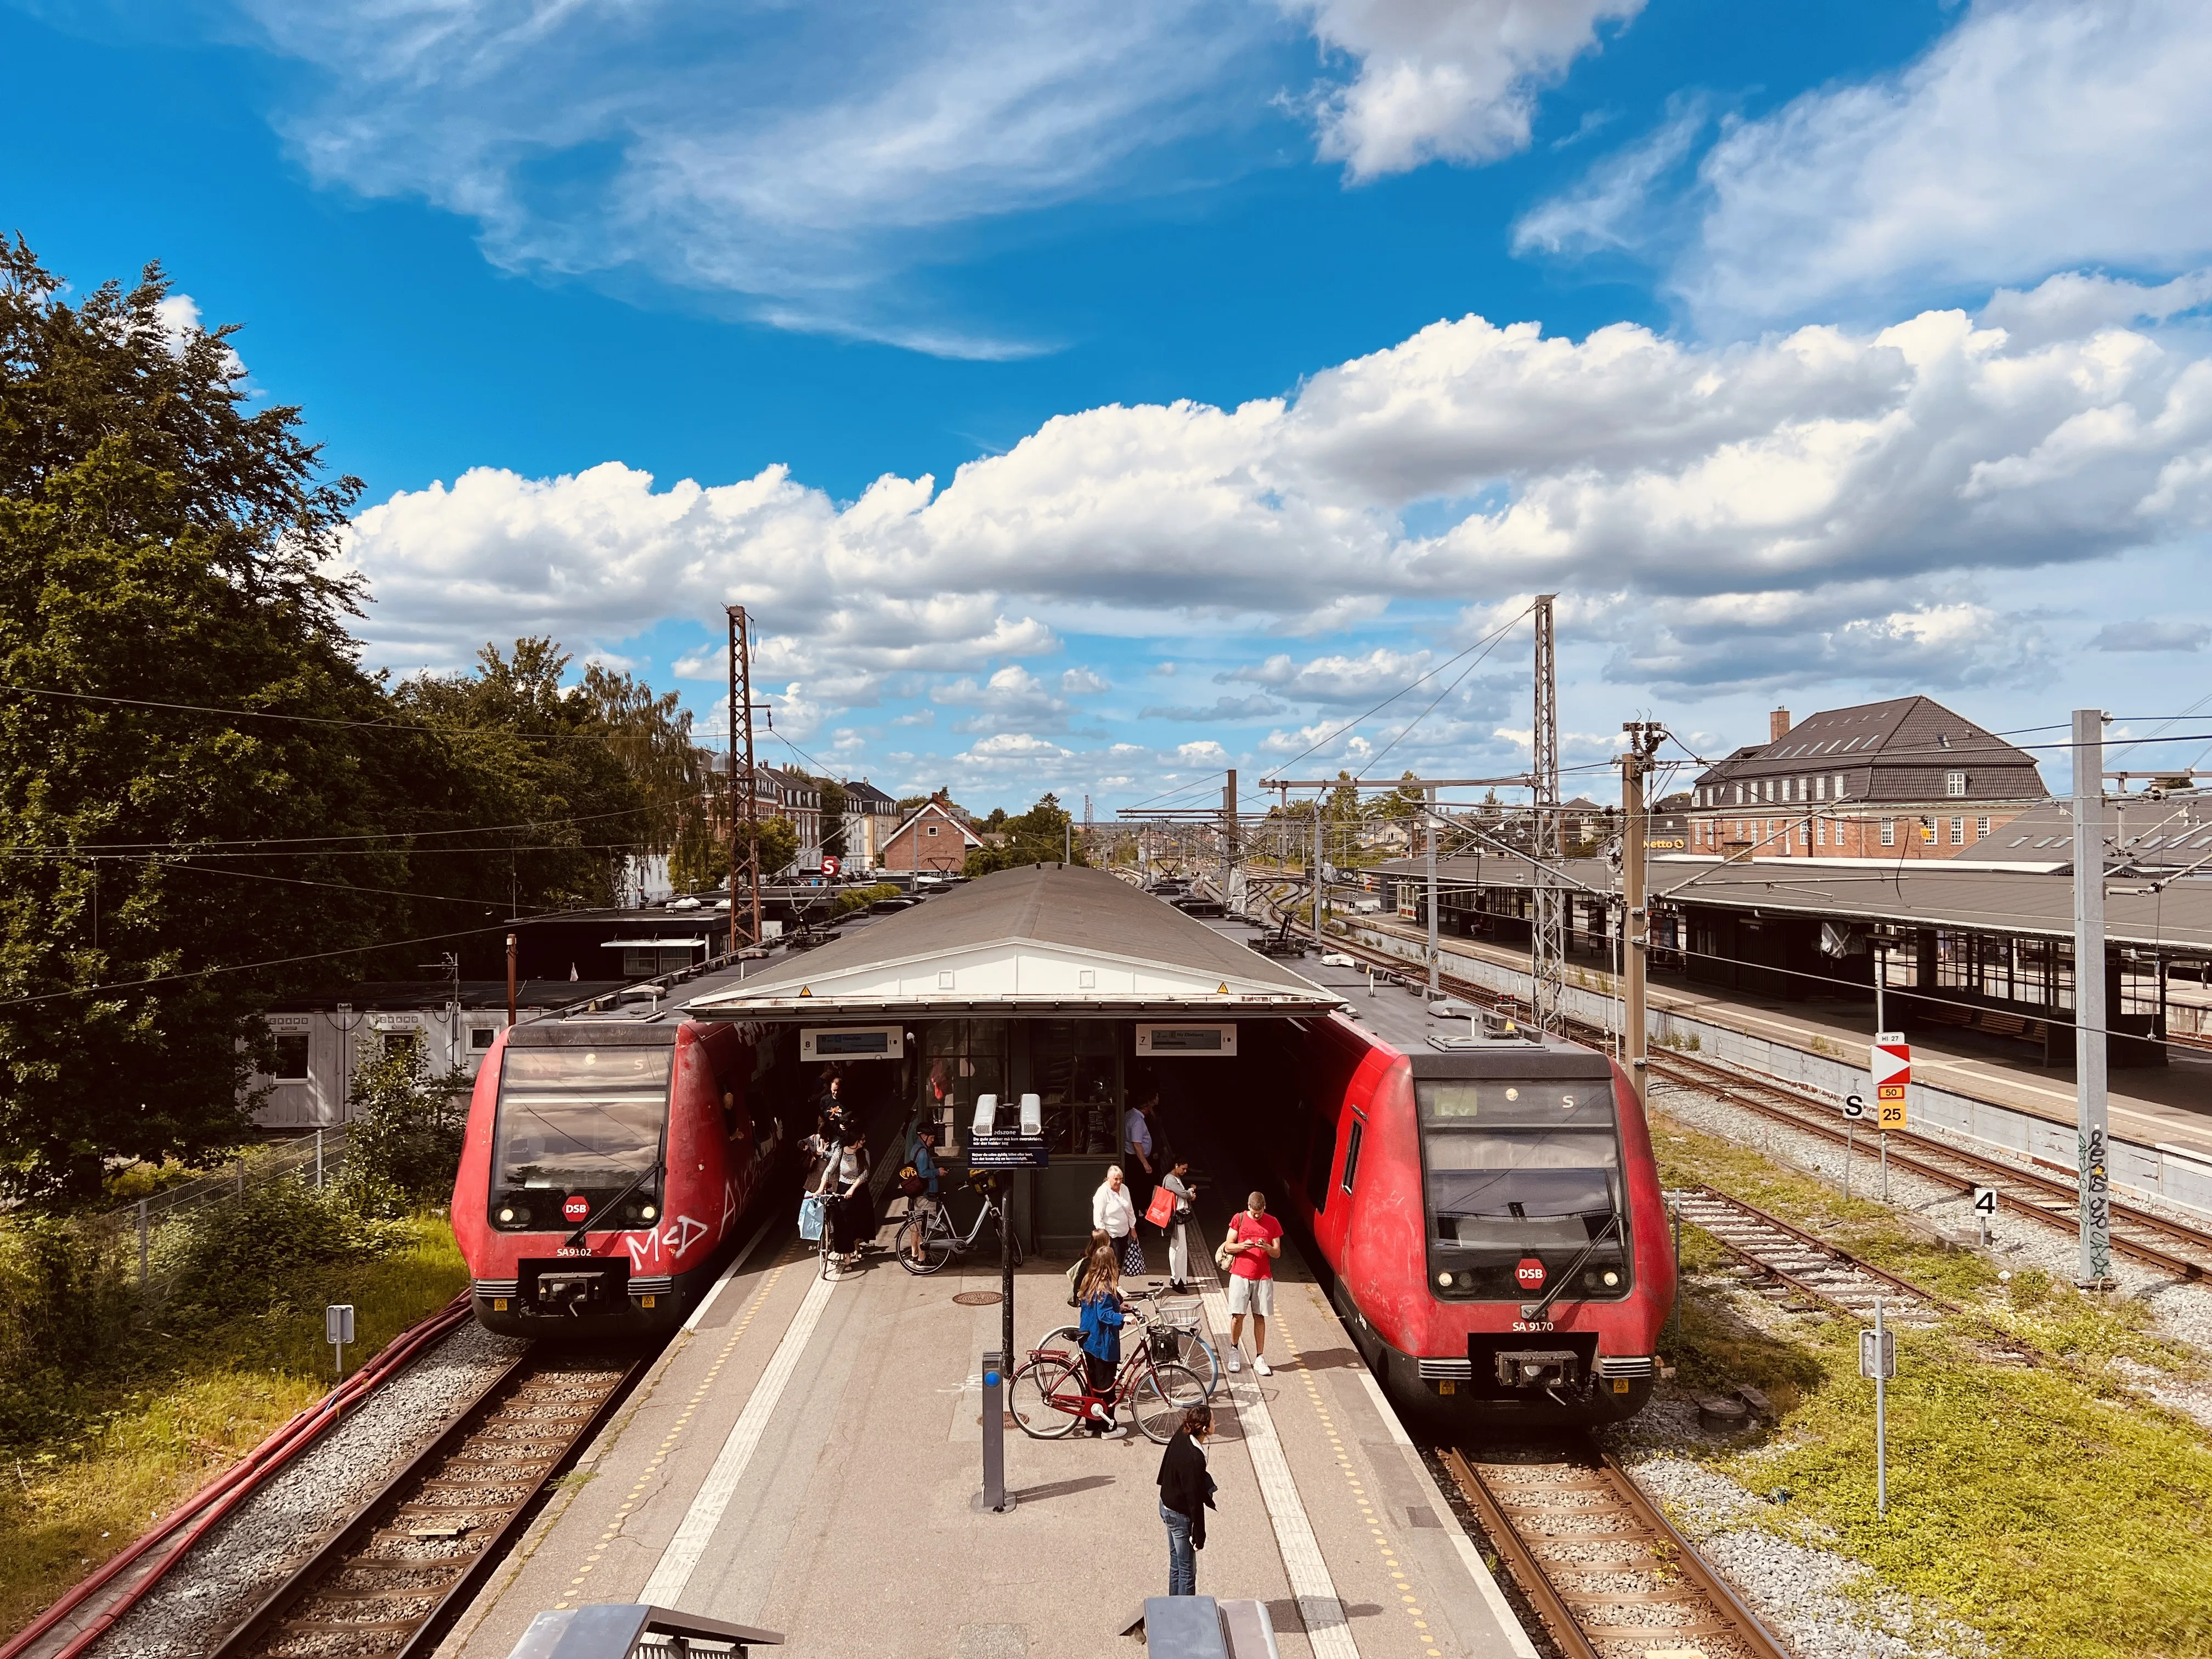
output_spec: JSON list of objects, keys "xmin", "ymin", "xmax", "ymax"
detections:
[{"xmin": 798, "ymin": 1193, "xmax": 826, "ymax": 1242}]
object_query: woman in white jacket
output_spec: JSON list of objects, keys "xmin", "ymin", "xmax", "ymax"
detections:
[{"xmin": 1093, "ymin": 1164, "xmax": 1144, "ymax": 1276}]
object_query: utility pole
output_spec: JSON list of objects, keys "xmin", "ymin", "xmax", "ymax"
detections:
[
  {"xmin": 1221, "ymin": 770, "xmax": 1238, "ymax": 897},
  {"xmin": 1530, "ymin": 595, "xmax": 1566, "ymax": 1030},
  {"xmin": 1620, "ymin": 722, "xmax": 1664, "ymax": 1105},
  {"xmin": 1312, "ymin": 797, "xmax": 1324, "ymax": 945},
  {"xmin": 505, "ymin": 932, "xmax": 518, "ymax": 1028},
  {"xmin": 1425, "ymin": 786, "xmax": 1440, "ymax": 1000},
  {"xmin": 2073, "ymin": 708, "xmax": 2113, "ymax": 1286},
  {"xmin": 727, "ymin": 606, "xmax": 763, "ymax": 953}
]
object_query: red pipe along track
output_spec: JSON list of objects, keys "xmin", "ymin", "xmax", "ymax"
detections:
[{"xmin": 0, "ymin": 1293, "xmax": 473, "ymax": 1659}]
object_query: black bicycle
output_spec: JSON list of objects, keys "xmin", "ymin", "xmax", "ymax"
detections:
[{"xmin": 893, "ymin": 1177, "xmax": 1024, "ymax": 1275}]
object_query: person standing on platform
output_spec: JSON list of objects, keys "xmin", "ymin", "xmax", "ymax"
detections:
[
  {"xmin": 1093, "ymin": 1165, "xmax": 1143, "ymax": 1276},
  {"xmin": 1122, "ymin": 1095, "xmax": 1156, "ymax": 1217},
  {"xmin": 1156, "ymin": 1404, "xmax": 1216, "ymax": 1595},
  {"xmin": 1158, "ymin": 1157, "xmax": 1197, "ymax": 1293},
  {"xmin": 1076, "ymin": 1250, "xmax": 1126, "ymax": 1438},
  {"xmin": 1222, "ymin": 1191, "xmax": 1282, "ymax": 1375},
  {"xmin": 817, "ymin": 1074, "xmax": 852, "ymax": 1142},
  {"xmin": 824, "ymin": 1124, "xmax": 873, "ymax": 1277}
]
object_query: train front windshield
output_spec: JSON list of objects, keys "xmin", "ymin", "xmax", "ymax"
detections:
[
  {"xmin": 1417, "ymin": 1077, "xmax": 1631, "ymax": 1302},
  {"xmin": 490, "ymin": 1047, "xmax": 671, "ymax": 1227}
]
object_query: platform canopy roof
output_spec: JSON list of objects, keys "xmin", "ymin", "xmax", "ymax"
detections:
[{"xmin": 684, "ymin": 864, "xmax": 1346, "ymax": 1019}]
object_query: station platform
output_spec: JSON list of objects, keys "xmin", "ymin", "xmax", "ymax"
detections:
[
  {"xmin": 439, "ymin": 1200, "xmax": 1534, "ymax": 1659},
  {"xmin": 1344, "ymin": 911, "xmax": 2212, "ymax": 1167}
]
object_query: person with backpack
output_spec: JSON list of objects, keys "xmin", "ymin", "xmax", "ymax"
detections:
[
  {"xmin": 1156, "ymin": 1403, "xmax": 1217, "ymax": 1595},
  {"xmin": 1076, "ymin": 1249, "xmax": 1126, "ymax": 1438}
]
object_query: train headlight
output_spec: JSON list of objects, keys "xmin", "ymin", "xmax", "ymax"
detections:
[
  {"xmin": 498, "ymin": 1207, "xmax": 515, "ymax": 1223},
  {"xmin": 1437, "ymin": 1271, "xmax": 1452, "ymax": 1287},
  {"xmin": 1602, "ymin": 1270, "xmax": 1620, "ymax": 1287},
  {"xmin": 641, "ymin": 1204, "xmax": 658, "ymax": 1221}
]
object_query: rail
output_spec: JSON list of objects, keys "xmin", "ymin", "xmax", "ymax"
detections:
[
  {"xmin": 1440, "ymin": 1443, "xmax": 1792, "ymax": 1659},
  {"xmin": 0, "ymin": 1294, "xmax": 472, "ymax": 1659}
]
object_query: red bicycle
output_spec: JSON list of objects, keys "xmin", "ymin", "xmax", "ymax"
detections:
[{"xmin": 1008, "ymin": 1305, "xmax": 1207, "ymax": 1443}]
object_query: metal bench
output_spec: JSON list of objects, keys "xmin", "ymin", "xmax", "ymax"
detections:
[
  {"xmin": 1135, "ymin": 1597, "xmax": 1280, "ymax": 1659},
  {"xmin": 502, "ymin": 1604, "xmax": 782, "ymax": 1659}
]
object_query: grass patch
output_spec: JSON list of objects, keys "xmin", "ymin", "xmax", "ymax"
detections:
[
  {"xmin": 0, "ymin": 1213, "xmax": 464, "ymax": 1637},
  {"xmin": 1650, "ymin": 1109, "xmax": 2212, "ymax": 1658}
]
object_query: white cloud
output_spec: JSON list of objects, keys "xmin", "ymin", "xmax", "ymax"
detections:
[
  {"xmin": 346, "ymin": 276, "xmax": 2212, "ymax": 744},
  {"xmin": 213, "ymin": 0, "xmax": 1272, "ymax": 353},
  {"xmin": 933, "ymin": 665, "xmax": 1075, "ymax": 733},
  {"xmin": 1511, "ymin": 95, "xmax": 1703, "ymax": 257},
  {"xmin": 1059, "ymin": 666, "xmax": 1113, "ymax": 695},
  {"xmin": 1176, "ymin": 740, "xmax": 1229, "ymax": 763},
  {"xmin": 1287, "ymin": 0, "xmax": 1641, "ymax": 180},
  {"xmin": 1679, "ymin": 0, "xmax": 2212, "ymax": 330}
]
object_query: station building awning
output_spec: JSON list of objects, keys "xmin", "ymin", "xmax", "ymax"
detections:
[{"xmin": 683, "ymin": 864, "xmax": 1346, "ymax": 1019}]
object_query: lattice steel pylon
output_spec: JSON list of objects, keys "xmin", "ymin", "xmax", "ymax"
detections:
[{"xmin": 1530, "ymin": 594, "xmax": 1566, "ymax": 1031}]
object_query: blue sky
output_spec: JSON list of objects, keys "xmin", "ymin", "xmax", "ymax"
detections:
[{"xmin": 8, "ymin": 0, "xmax": 2212, "ymax": 812}]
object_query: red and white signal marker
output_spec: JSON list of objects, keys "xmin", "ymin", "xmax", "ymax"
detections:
[{"xmin": 1871, "ymin": 1032, "xmax": 1910, "ymax": 1129}]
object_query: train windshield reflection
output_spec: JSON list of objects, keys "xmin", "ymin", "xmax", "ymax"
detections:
[
  {"xmin": 1416, "ymin": 1077, "xmax": 1629, "ymax": 1299},
  {"xmin": 494, "ymin": 1047, "xmax": 672, "ymax": 1193}
]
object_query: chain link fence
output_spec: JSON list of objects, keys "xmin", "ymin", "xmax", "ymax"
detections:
[{"xmin": 91, "ymin": 1129, "xmax": 353, "ymax": 1294}]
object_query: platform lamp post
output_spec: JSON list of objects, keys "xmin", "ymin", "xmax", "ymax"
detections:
[{"xmin": 1618, "ymin": 723, "xmax": 1665, "ymax": 1107}]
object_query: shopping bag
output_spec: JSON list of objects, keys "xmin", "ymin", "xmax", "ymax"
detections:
[
  {"xmin": 1144, "ymin": 1186, "xmax": 1176, "ymax": 1229},
  {"xmin": 798, "ymin": 1193, "xmax": 826, "ymax": 1242}
]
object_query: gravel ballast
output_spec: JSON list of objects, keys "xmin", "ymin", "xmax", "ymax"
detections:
[{"xmin": 87, "ymin": 1323, "xmax": 526, "ymax": 1659}]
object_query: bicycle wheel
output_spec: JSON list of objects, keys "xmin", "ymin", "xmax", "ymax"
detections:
[
  {"xmin": 895, "ymin": 1214, "xmax": 956, "ymax": 1276},
  {"xmin": 1038, "ymin": 1324, "xmax": 1082, "ymax": 1352},
  {"xmin": 1132, "ymin": 1361, "xmax": 1207, "ymax": 1444},
  {"xmin": 1009, "ymin": 1355, "xmax": 1084, "ymax": 1440},
  {"xmin": 1170, "ymin": 1328, "xmax": 1220, "ymax": 1397}
]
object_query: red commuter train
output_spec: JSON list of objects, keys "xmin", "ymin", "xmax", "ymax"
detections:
[
  {"xmin": 452, "ymin": 1016, "xmax": 799, "ymax": 1335},
  {"xmin": 1245, "ymin": 1014, "xmax": 1674, "ymax": 1423}
]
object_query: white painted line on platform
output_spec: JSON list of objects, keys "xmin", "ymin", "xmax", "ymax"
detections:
[
  {"xmin": 682, "ymin": 1213, "xmax": 781, "ymax": 1333},
  {"xmin": 1193, "ymin": 1233, "xmax": 1361, "ymax": 1659},
  {"xmin": 640, "ymin": 1263, "xmax": 838, "ymax": 1605},
  {"xmin": 1352, "ymin": 1365, "xmax": 1539, "ymax": 1659}
]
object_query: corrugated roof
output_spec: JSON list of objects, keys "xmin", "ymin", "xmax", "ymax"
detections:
[
  {"xmin": 1375, "ymin": 854, "xmax": 2212, "ymax": 952},
  {"xmin": 687, "ymin": 862, "xmax": 1343, "ymax": 1014}
]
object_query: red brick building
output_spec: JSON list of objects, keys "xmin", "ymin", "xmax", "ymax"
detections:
[
  {"xmin": 1686, "ymin": 696, "xmax": 2046, "ymax": 861},
  {"xmin": 879, "ymin": 793, "xmax": 983, "ymax": 873}
]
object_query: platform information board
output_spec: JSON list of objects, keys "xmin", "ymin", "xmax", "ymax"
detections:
[{"xmin": 1871, "ymin": 1033, "xmax": 1910, "ymax": 1129}]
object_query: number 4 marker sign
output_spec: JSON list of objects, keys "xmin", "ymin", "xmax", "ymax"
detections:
[{"xmin": 1871, "ymin": 1033, "xmax": 1910, "ymax": 1130}]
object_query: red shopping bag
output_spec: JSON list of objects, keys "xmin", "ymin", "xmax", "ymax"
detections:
[{"xmin": 1145, "ymin": 1186, "xmax": 1177, "ymax": 1228}]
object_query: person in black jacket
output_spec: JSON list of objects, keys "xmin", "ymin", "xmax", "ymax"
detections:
[{"xmin": 1156, "ymin": 1404, "xmax": 1217, "ymax": 1596}]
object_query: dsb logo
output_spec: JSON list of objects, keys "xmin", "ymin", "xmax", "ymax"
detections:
[
  {"xmin": 562, "ymin": 1194, "xmax": 591, "ymax": 1222},
  {"xmin": 1514, "ymin": 1257, "xmax": 1547, "ymax": 1291}
]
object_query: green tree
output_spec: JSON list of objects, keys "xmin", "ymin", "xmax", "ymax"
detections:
[
  {"xmin": 0, "ymin": 241, "xmax": 410, "ymax": 1197},
  {"xmin": 816, "ymin": 778, "xmax": 849, "ymax": 860},
  {"xmin": 338, "ymin": 1043, "xmax": 470, "ymax": 1211},
  {"xmin": 963, "ymin": 794, "xmax": 1087, "ymax": 876}
]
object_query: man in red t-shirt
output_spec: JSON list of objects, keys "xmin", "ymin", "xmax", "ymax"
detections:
[{"xmin": 1222, "ymin": 1191, "xmax": 1283, "ymax": 1376}]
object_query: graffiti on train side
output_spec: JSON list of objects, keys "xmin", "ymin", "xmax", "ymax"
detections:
[{"xmin": 626, "ymin": 1214, "xmax": 710, "ymax": 1268}]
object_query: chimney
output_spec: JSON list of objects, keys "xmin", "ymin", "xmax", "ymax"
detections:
[{"xmin": 1769, "ymin": 708, "xmax": 1792, "ymax": 743}]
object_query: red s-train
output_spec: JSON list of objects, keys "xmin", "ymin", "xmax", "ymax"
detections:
[
  {"xmin": 1247, "ymin": 1014, "xmax": 1675, "ymax": 1423},
  {"xmin": 452, "ymin": 1016, "xmax": 799, "ymax": 1335}
]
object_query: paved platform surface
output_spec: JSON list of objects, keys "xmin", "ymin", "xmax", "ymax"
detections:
[
  {"xmin": 440, "ymin": 1206, "xmax": 1533, "ymax": 1659},
  {"xmin": 1347, "ymin": 912, "xmax": 2212, "ymax": 1164}
]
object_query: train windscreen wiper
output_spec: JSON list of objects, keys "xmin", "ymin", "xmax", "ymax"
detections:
[
  {"xmin": 1517, "ymin": 1210, "xmax": 1623, "ymax": 1322},
  {"xmin": 563, "ymin": 1157, "xmax": 665, "ymax": 1250}
]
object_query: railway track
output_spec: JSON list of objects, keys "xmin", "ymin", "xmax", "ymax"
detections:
[
  {"xmin": 1441, "ymin": 1443, "xmax": 1791, "ymax": 1659},
  {"xmin": 1259, "ymin": 903, "xmax": 2212, "ymax": 1283},
  {"xmin": 1667, "ymin": 1183, "xmax": 1951, "ymax": 1326},
  {"xmin": 210, "ymin": 1346, "xmax": 648, "ymax": 1659}
]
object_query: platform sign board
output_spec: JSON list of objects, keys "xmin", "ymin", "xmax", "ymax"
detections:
[
  {"xmin": 1134, "ymin": 1023, "xmax": 1238, "ymax": 1058},
  {"xmin": 800, "ymin": 1024, "xmax": 904, "ymax": 1062},
  {"xmin": 967, "ymin": 1133, "xmax": 1050, "ymax": 1171},
  {"xmin": 820, "ymin": 854, "xmax": 840, "ymax": 877},
  {"xmin": 1871, "ymin": 1034, "xmax": 1910, "ymax": 1130}
]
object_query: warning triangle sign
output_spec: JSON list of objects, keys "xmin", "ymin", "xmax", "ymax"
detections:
[{"xmin": 1217, "ymin": 983, "xmax": 1231, "ymax": 995}]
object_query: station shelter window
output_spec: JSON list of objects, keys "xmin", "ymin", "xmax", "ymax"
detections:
[
  {"xmin": 381, "ymin": 1030, "xmax": 419, "ymax": 1059},
  {"xmin": 273, "ymin": 1032, "xmax": 309, "ymax": 1080},
  {"xmin": 921, "ymin": 1019, "xmax": 1006, "ymax": 1144},
  {"xmin": 471, "ymin": 1026, "xmax": 497, "ymax": 1050},
  {"xmin": 1028, "ymin": 1019, "xmax": 1122, "ymax": 1155}
]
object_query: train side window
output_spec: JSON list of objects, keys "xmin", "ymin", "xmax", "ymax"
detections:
[
  {"xmin": 1340, "ymin": 1119, "xmax": 1364, "ymax": 1196},
  {"xmin": 1305, "ymin": 1118, "xmax": 1335, "ymax": 1213}
]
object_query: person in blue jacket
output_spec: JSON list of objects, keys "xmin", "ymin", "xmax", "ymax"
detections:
[{"xmin": 1076, "ymin": 1248, "xmax": 1126, "ymax": 1439}]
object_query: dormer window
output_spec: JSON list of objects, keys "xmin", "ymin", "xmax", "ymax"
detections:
[{"xmin": 1945, "ymin": 772, "xmax": 1967, "ymax": 797}]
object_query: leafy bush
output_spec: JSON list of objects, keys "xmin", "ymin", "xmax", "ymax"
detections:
[
  {"xmin": 832, "ymin": 883, "xmax": 900, "ymax": 916},
  {"xmin": 340, "ymin": 1046, "xmax": 470, "ymax": 1210},
  {"xmin": 162, "ymin": 1178, "xmax": 410, "ymax": 1319},
  {"xmin": 0, "ymin": 1219, "xmax": 134, "ymax": 1444}
]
